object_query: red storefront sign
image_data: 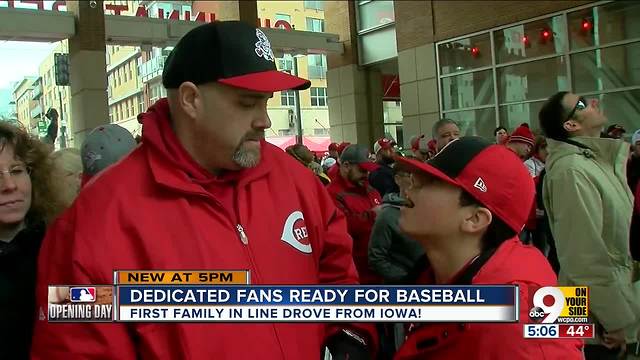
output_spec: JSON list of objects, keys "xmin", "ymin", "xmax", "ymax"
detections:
[{"xmin": 382, "ymin": 74, "xmax": 400, "ymax": 101}]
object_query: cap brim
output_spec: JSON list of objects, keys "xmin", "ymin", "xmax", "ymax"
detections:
[
  {"xmin": 218, "ymin": 70, "xmax": 311, "ymax": 92},
  {"xmin": 395, "ymin": 156, "xmax": 461, "ymax": 188},
  {"xmin": 358, "ymin": 162, "xmax": 380, "ymax": 172}
]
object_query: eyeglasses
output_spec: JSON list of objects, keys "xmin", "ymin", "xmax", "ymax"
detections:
[
  {"xmin": 0, "ymin": 164, "xmax": 31, "ymax": 183},
  {"xmin": 566, "ymin": 96, "xmax": 587, "ymax": 122}
]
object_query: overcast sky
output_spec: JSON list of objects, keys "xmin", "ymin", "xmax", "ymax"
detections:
[
  {"xmin": 0, "ymin": 41, "xmax": 56, "ymax": 89},
  {"xmin": 0, "ymin": 1, "xmax": 61, "ymax": 89}
]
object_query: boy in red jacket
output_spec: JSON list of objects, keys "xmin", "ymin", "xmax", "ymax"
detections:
[{"xmin": 394, "ymin": 137, "xmax": 583, "ymax": 359}]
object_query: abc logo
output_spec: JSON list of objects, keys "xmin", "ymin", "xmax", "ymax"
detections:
[{"xmin": 528, "ymin": 306, "xmax": 546, "ymax": 322}]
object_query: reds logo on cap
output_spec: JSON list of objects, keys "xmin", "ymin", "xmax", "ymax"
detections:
[
  {"xmin": 255, "ymin": 29, "xmax": 275, "ymax": 62},
  {"xmin": 281, "ymin": 211, "xmax": 312, "ymax": 254}
]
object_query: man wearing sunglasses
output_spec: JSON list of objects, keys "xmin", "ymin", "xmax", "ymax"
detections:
[{"xmin": 539, "ymin": 92, "xmax": 640, "ymax": 359}]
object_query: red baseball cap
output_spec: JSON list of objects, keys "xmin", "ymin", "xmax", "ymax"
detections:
[
  {"xmin": 410, "ymin": 135, "xmax": 429, "ymax": 152},
  {"xmin": 163, "ymin": 21, "xmax": 310, "ymax": 92},
  {"xmin": 337, "ymin": 142, "xmax": 351, "ymax": 155},
  {"xmin": 328, "ymin": 142, "xmax": 339, "ymax": 152},
  {"xmin": 373, "ymin": 137, "xmax": 396, "ymax": 154},
  {"xmin": 396, "ymin": 136, "xmax": 534, "ymax": 233}
]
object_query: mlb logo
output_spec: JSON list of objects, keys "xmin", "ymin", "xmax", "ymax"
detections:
[{"xmin": 69, "ymin": 287, "xmax": 96, "ymax": 303}]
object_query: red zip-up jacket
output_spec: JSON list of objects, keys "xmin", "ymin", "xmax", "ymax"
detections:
[
  {"xmin": 327, "ymin": 174, "xmax": 382, "ymax": 284},
  {"xmin": 31, "ymin": 99, "xmax": 375, "ymax": 359},
  {"xmin": 395, "ymin": 238, "xmax": 583, "ymax": 360}
]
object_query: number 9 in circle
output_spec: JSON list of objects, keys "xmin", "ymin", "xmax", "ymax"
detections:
[{"xmin": 530, "ymin": 287, "xmax": 564, "ymax": 323}]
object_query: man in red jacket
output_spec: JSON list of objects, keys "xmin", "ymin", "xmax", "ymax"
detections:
[
  {"xmin": 394, "ymin": 137, "xmax": 583, "ymax": 359},
  {"xmin": 327, "ymin": 144, "xmax": 382, "ymax": 285},
  {"xmin": 31, "ymin": 21, "xmax": 375, "ymax": 360}
]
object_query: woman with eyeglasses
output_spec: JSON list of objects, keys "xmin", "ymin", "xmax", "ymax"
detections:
[
  {"xmin": 0, "ymin": 122, "xmax": 65, "ymax": 359},
  {"xmin": 539, "ymin": 91, "xmax": 640, "ymax": 359}
]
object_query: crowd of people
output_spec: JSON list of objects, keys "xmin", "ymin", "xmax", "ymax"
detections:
[{"xmin": 0, "ymin": 20, "xmax": 638, "ymax": 360}]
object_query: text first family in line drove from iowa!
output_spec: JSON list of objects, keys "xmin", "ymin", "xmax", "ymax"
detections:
[{"xmin": 126, "ymin": 288, "xmax": 487, "ymax": 304}]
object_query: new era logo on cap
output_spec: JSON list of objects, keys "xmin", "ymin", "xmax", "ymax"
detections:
[
  {"xmin": 395, "ymin": 136, "xmax": 535, "ymax": 233},
  {"xmin": 474, "ymin": 177, "xmax": 487, "ymax": 192},
  {"xmin": 162, "ymin": 21, "xmax": 310, "ymax": 92}
]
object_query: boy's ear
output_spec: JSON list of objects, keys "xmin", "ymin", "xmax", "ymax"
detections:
[{"xmin": 461, "ymin": 206, "xmax": 492, "ymax": 234}]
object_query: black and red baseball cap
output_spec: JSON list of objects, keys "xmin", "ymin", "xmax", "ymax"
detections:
[
  {"xmin": 339, "ymin": 144, "xmax": 379, "ymax": 172},
  {"xmin": 162, "ymin": 21, "xmax": 311, "ymax": 92},
  {"xmin": 396, "ymin": 136, "xmax": 534, "ymax": 233}
]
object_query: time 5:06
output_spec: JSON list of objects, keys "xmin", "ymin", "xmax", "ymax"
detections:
[{"xmin": 524, "ymin": 324, "xmax": 559, "ymax": 338}]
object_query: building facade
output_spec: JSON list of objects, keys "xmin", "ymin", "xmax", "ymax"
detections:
[
  {"xmin": 12, "ymin": 76, "xmax": 37, "ymax": 130},
  {"xmin": 37, "ymin": 41, "xmax": 71, "ymax": 145},
  {"xmin": 323, "ymin": 0, "xmax": 638, "ymax": 148}
]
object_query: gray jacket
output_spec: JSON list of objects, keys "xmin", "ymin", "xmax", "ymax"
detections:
[{"xmin": 368, "ymin": 193, "xmax": 424, "ymax": 284}]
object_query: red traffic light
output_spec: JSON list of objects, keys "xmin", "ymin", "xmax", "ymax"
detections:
[
  {"xmin": 471, "ymin": 47, "xmax": 480, "ymax": 57},
  {"xmin": 581, "ymin": 19, "xmax": 592, "ymax": 32},
  {"xmin": 522, "ymin": 35, "xmax": 530, "ymax": 46}
]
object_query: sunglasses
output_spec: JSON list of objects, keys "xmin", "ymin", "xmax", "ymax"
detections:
[{"xmin": 566, "ymin": 96, "xmax": 588, "ymax": 122}]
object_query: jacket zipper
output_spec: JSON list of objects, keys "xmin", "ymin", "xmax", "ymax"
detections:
[
  {"xmin": 234, "ymin": 191, "xmax": 286, "ymax": 360},
  {"xmin": 236, "ymin": 224, "xmax": 249, "ymax": 245}
]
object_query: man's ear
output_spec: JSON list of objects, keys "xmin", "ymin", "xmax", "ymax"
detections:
[
  {"xmin": 177, "ymin": 82, "xmax": 200, "ymax": 119},
  {"xmin": 461, "ymin": 206, "xmax": 492, "ymax": 235},
  {"xmin": 563, "ymin": 119, "xmax": 581, "ymax": 133}
]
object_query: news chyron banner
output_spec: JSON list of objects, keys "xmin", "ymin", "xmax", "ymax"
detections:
[
  {"xmin": 524, "ymin": 286, "xmax": 594, "ymax": 340},
  {"xmin": 50, "ymin": 270, "xmax": 520, "ymax": 323}
]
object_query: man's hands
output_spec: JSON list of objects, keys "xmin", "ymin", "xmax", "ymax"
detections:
[{"xmin": 602, "ymin": 328, "xmax": 626, "ymax": 358}]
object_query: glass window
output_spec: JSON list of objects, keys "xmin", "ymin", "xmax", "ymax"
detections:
[
  {"xmin": 384, "ymin": 123, "xmax": 403, "ymax": 148},
  {"xmin": 275, "ymin": 13, "xmax": 291, "ymax": 23},
  {"xmin": 438, "ymin": 33, "xmax": 492, "ymax": 75},
  {"xmin": 498, "ymin": 101, "xmax": 546, "ymax": 134},
  {"xmin": 571, "ymin": 42, "xmax": 640, "ymax": 94},
  {"xmin": 357, "ymin": 0, "xmax": 395, "ymax": 32},
  {"xmin": 306, "ymin": 18, "xmax": 324, "ymax": 32},
  {"xmin": 494, "ymin": 16, "xmax": 566, "ymax": 64},
  {"xmin": 598, "ymin": 90, "xmax": 640, "ymax": 133},
  {"xmin": 277, "ymin": 55, "xmax": 294, "ymax": 74},
  {"xmin": 568, "ymin": 2, "xmax": 640, "ymax": 50},
  {"xmin": 281, "ymin": 90, "xmax": 295, "ymax": 106},
  {"xmin": 303, "ymin": 0, "xmax": 323, "ymax": 11},
  {"xmin": 441, "ymin": 70, "xmax": 494, "ymax": 111},
  {"xmin": 307, "ymin": 54, "xmax": 327, "ymax": 79},
  {"xmin": 278, "ymin": 129, "xmax": 294, "ymax": 136},
  {"xmin": 360, "ymin": 26, "xmax": 398, "ymax": 65},
  {"xmin": 310, "ymin": 87, "xmax": 327, "ymax": 107},
  {"xmin": 497, "ymin": 56, "xmax": 569, "ymax": 103},
  {"xmin": 441, "ymin": 108, "xmax": 497, "ymax": 138},
  {"xmin": 314, "ymin": 128, "xmax": 330, "ymax": 136}
]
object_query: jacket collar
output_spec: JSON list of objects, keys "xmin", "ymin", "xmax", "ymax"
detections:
[
  {"xmin": 333, "ymin": 170, "xmax": 371, "ymax": 194},
  {"xmin": 140, "ymin": 99, "xmax": 272, "ymax": 196},
  {"xmin": 547, "ymin": 136, "xmax": 629, "ymax": 169}
]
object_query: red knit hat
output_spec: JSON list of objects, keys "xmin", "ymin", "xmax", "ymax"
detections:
[
  {"xmin": 336, "ymin": 142, "xmax": 351, "ymax": 155},
  {"xmin": 508, "ymin": 123, "xmax": 535, "ymax": 147}
]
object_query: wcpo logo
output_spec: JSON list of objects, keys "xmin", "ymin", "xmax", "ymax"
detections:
[{"xmin": 528, "ymin": 286, "xmax": 589, "ymax": 324}]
